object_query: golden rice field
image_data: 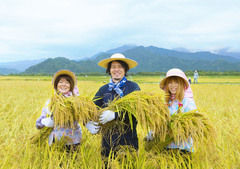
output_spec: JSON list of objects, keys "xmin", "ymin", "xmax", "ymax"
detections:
[{"xmin": 0, "ymin": 76, "xmax": 240, "ymax": 169}]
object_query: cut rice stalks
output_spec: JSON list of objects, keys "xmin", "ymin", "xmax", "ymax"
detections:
[
  {"xmin": 51, "ymin": 93, "xmax": 98, "ymax": 128},
  {"xmin": 144, "ymin": 134, "xmax": 174, "ymax": 152},
  {"xmin": 169, "ymin": 110, "xmax": 216, "ymax": 147},
  {"xmin": 31, "ymin": 93, "xmax": 98, "ymax": 145},
  {"xmin": 145, "ymin": 109, "xmax": 216, "ymax": 151},
  {"xmin": 30, "ymin": 127, "xmax": 53, "ymax": 145},
  {"xmin": 100, "ymin": 90, "xmax": 171, "ymax": 141}
]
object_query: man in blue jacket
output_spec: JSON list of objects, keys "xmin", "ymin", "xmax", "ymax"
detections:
[{"xmin": 86, "ymin": 53, "xmax": 140, "ymax": 159}]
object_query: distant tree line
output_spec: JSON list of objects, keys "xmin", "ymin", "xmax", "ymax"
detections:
[
  {"xmin": 6, "ymin": 71, "xmax": 240, "ymax": 76},
  {"xmin": 134, "ymin": 71, "xmax": 240, "ymax": 76}
]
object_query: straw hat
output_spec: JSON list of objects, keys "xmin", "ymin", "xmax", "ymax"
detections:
[
  {"xmin": 52, "ymin": 69, "xmax": 77, "ymax": 88},
  {"xmin": 98, "ymin": 53, "xmax": 138, "ymax": 69},
  {"xmin": 160, "ymin": 68, "xmax": 189, "ymax": 90}
]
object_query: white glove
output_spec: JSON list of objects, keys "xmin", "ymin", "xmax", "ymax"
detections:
[
  {"xmin": 86, "ymin": 121, "xmax": 100, "ymax": 134},
  {"xmin": 41, "ymin": 117, "xmax": 55, "ymax": 128},
  {"xmin": 146, "ymin": 131, "xmax": 154, "ymax": 141},
  {"xmin": 99, "ymin": 110, "xmax": 115, "ymax": 124}
]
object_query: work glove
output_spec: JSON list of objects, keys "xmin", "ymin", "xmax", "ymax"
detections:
[
  {"xmin": 146, "ymin": 130, "xmax": 154, "ymax": 141},
  {"xmin": 41, "ymin": 117, "xmax": 55, "ymax": 128},
  {"xmin": 99, "ymin": 110, "xmax": 115, "ymax": 124},
  {"xmin": 86, "ymin": 121, "xmax": 100, "ymax": 134}
]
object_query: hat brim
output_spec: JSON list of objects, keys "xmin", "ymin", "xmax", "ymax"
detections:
[
  {"xmin": 98, "ymin": 57, "xmax": 138, "ymax": 69},
  {"xmin": 52, "ymin": 69, "xmax": 77, "ymax": 88},
  {"xmin": 160, "ymin": 76, "xmax": 189, "ymax": 90}
]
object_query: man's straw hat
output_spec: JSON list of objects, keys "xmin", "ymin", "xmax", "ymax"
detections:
[
  {"xmin": 52, "ymin": 69, "xmax": 77, "ymax": 87},
  {"xmin": 98, "ymin": 53, "xmax": 138, "ymax": 69},
  {"xmin": 160, "ymin": 68, "xmax": 189, "ymax": 90}
]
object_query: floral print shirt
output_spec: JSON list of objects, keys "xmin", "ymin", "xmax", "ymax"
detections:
[{"xmin": 167, "ymin": 97, "xmax": 197, "ymax": 152}]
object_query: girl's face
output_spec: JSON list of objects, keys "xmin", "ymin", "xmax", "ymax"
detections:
[
  {"xmin": 168, "ymin": 79, "xmax": 179, "ymax": 95},
  {"xmin": 57, "ymin": 77, "xmax": 70, "ymax": 94}
]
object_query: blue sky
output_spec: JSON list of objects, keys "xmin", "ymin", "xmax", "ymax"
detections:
[{"xmin": 0, "ymin": 0, "xmax": 240, "ymax": 62}]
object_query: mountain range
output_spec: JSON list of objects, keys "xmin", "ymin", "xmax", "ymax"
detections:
[
  {"xmin": 1, "ymin": 45, "xmax": 240, "ymax": 74},
  {"xmin": 0, "ymin": 59, "xmax": 46, "ymax": 74}
]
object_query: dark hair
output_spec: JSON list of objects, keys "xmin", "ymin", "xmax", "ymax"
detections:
[
  {"xmin": 54, "ymin": 74, "xmax": 74, "ymax": 94},
  {"xmin": 106, "ymin": 60, "xmax": 129, "ymax": 76}
]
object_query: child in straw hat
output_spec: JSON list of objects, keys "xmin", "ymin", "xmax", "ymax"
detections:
[{"xmin": 35, "ymin": 69, "xmax": 82, "ymax": 151}]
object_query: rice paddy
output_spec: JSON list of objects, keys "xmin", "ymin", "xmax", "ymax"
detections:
[{"xmin": 0, "ymin": 75, "xmax": 240, "ymax": 168}]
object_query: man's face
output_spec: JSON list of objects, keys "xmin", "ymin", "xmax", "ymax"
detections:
[{"xmin": 110, "ymin": 61, "xmax": 125, "ymax": 82}]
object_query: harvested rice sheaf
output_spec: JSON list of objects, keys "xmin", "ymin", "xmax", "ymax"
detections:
[
  {"xmin": 169, "ymin": 110, "xmax": 216, "ymax": 147},
  {"xmin": 51, "ymin": 93, "xmax": 98, "ymax": 128},
  {"xmin": 144, "ymin": 134, "xmax": 174, "ymax": 152},
  {"xmin": 145, "ymin": 109, "xmax": 216, "ymax": 151},
  {"xmin": 31, "ymin": 93, "xmax": 98, "ymax": 145},
  {"xmin": 30, "ymin": 127, "xmax": 53, "ymax": 145},
  {"xmin": 100, "ymin": 91, "xmax": 171, "ymax": 141}
]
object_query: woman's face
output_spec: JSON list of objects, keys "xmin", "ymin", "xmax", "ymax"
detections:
[
  {"xmin": 168, "ymin": 79, "xmax": 179, "ymax": 95},
  {"xmin": 57, "ymin": 77, "xmax": 70, "ymax": 94}
]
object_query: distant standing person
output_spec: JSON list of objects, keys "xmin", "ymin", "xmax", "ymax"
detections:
[{"xmin": 193, "ymin": 70, "xmax": 199, "ymax": 84}]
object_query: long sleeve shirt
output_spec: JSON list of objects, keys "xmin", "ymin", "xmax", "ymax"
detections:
[
  {"xmin": 167, "ymin": 97, "xmax": 197, "ymax": 152},
  {"xmin": 93, "ymin": 80, "xmax": 140, "ymax": 154},
  {"xmin": 194, "ymin": 72, "xmax": 199, "ymax": 79}
]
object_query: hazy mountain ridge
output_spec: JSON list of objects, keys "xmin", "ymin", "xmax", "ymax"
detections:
[
  {"xmin": 213, "ymin": 48, "xmax": 240, "ymax": 60},
  {"xmin": 0, "ymin": 58, "xmax": 46, "ymax": 72},
  {"xmin": 0, "ymin": 68, "xmax": 20, "ymax": 74},
  {"xmin": 23, "ymin": 45, "xmax": 240, "ymax": 74},
  {"xmin": 1, "ymin": 45, "xmax": 240, "ymax": 74}
]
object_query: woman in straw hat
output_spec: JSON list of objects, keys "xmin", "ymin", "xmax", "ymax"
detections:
[
  {"xmin": 147, "ymin": 68, "xmax": 196, "ymax": 152},
  {"xmin": 85, "ymin": 53, "xmax": 141, "ymax": 159},
  {"xmin": 160, "ymin": 68, "xmax": 196, "ymax": 152},
  {"xmin": 36, "ymin": 69, "xmax": 82, "ymax": 151}
]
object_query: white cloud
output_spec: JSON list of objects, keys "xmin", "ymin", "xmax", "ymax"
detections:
[{"xmin": 0, "ymin": 0, "xmax": 240, "ymax": 62}]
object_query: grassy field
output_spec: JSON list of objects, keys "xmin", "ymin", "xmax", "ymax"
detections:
[{"xmin": 0, "ymin": 75, "xmax": 240, "ymax": 168}]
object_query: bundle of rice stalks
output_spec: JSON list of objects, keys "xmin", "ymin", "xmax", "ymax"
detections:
[
  {"xmin": 51, "ymin": 93, "xmax": 98, "ymax": 128},
  {"xmin": 145, "ymin": 109, "xmax": 216, "ymax": 151},
  {"xmin": 31, "ymin": 93, "xmax": 98, "ymax": 145},
  {"xmin": 169, "ymin": 110, "xmax": 216, "ymax": 147},
  {"xmin": 30, "ymin": 127, "xmax": 53, "ymax": 145},
  {"xmin": 144, "ymin": 134, "xmax": 174, "ymax": 152},
  {"xmin": 100, "ymin": 90, "xmax": 170, "ymax": 141}
]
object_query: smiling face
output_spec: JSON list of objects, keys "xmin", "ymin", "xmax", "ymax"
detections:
[
  {"xmin": 57, "ymin": 77, "xmax": 71, "ymax": 94},
  {"xmin": 167, "ymin": 79, "xmax": 179, "ymax": 95},
  {"xmin": 164, "ymin": 76, "xmax": 186, "ymax": 103},
  {"xmin": 110, "ymin": 61, "xmax": 126, "ymax": 82}
]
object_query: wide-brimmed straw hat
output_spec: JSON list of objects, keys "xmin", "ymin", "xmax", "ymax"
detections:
[
  {"xmin": 98, "ymin": 53, "xmax": 138, "ymax": 69},
  {"xmin": 160, "ymin": 68, "xmax": 189, "ymax": 90},
  {"xmin": 52, "ymin": 69, "xmax": 77, "ymax": 88}
]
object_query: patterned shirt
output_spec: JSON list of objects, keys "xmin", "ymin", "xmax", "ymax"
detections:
[{"xmin": 167, "ymin": 97, "xmax": 197, "ymax": 152}]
